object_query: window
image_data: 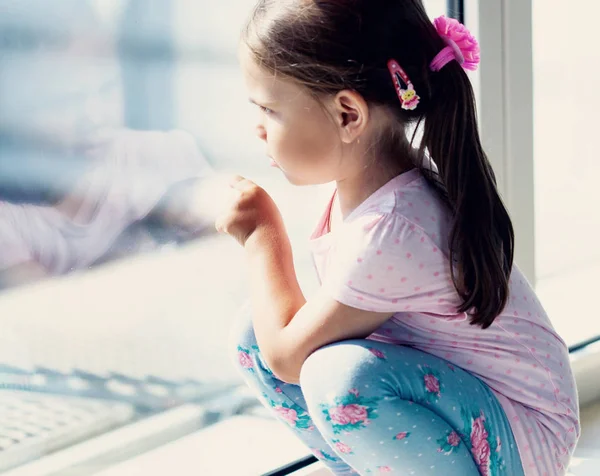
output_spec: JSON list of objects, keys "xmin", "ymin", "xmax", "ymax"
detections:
[
  {"xmin": 424, "ymin": 0, "xmax": 448, "ymax": 18},
  {"xmin": 0, "ymin": 1, "xmax": 267, "ymax": 472},
  {"xmin": 471, "ymin": 0, "xmax": 600, "ymax": 413},
  {"xmin": 532, "ymin": 0, "xmax": 600, "ymax": 347}
]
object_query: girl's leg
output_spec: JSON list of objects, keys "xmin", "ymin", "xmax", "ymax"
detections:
[
  {"xmin": 229, "ymin": 310, "xmax": 358, "ymax": 475},
  {"xmin": 300, "ymin": 340, "xmax": 525, "ymax": 476}
]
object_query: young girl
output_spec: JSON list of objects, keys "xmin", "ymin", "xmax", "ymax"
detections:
[{"xmin": 216, "ymin": 1, "xmax": 579, "ymax": 474}]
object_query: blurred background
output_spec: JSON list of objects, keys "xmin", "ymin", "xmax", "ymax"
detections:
[{"xmin": 0, "ymin": 0, "xmax": 597, "ymax": 474}]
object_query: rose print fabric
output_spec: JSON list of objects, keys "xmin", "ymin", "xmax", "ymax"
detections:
[
  {"xmin": 230, "ymin": 311, "xmax": 524, "ymax": 475},
  {"xmin": 310, "ymin": 168, "xmax": 579, "ymax": 475}
]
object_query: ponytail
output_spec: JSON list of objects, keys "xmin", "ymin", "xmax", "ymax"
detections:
[{"xmin": 420, "ymin": 64, "xmax": 514, "ymax": 329}]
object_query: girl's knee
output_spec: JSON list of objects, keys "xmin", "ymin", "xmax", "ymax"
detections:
[{"xmin": 300, "ymin": 340, "xmax": 382, "ymax": 404}]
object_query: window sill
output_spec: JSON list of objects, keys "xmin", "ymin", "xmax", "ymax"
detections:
[{"xmin": 93, "ymin": 415, "xmax": 310, "ymax": 476}]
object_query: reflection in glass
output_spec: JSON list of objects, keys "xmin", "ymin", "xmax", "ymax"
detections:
[{"xmin": 0, "ymin": 0, "xmax": 216, "ymax": 289}]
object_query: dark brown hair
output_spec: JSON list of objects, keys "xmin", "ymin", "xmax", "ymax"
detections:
[{"xmin": 243, "ymin": 0, "xmax": 514, "ymax": 329}]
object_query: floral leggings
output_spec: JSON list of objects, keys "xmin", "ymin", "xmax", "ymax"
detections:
[{"xmin": 231, "ymin": 311, "xmax": 525, "ymax": 475}]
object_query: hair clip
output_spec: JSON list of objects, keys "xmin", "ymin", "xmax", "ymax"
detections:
[{"xmin": 387, "ymin": 59, "xmax": 420, "ymax": 111}]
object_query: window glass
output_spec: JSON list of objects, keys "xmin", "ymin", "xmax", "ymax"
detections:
[
  {"xmin": 0, "ymin": 0, "xmax": 449, "ymax": 471},
  {"xmin": 425, "ymin": 0, "xmax": 448, "ymax": 19},
  {"xmin": 532, "ymin": 0, "xmax": 600, "ymax": 346}
]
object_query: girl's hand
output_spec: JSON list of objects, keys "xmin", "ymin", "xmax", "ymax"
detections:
[{"xmin": 215, "ymin": 176, "xmax": 285, "ymax": 247}]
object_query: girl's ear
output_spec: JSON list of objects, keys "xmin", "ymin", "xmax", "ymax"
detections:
[{"xmin": 329, "ymin": 89, "xmax": 370, "ymax": 144}]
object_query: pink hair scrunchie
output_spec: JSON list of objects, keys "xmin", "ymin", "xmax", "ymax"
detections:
[{"xmin": 430, "ymin": 15, "xmax": 480, "ymax": 72}]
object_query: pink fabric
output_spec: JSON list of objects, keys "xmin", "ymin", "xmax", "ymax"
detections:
[
  {"xmin": 430, "ymin": 44, "xmax": 462, "ymax": 72},
  {"xmin": 309, "ymin": 168, "xmax": 579, "ymax": 476},
  {"xmin": 431, "ymin": 15, "xmax": 480, "ymax": 72},
  {"xmin": 0, "ymin": 129, "xmax": 209, "ymax": 275}
]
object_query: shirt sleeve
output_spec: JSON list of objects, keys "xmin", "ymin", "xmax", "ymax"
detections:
[{"xmin": 322, "ymin": 212, "xmax": 461, "ymax": 315}]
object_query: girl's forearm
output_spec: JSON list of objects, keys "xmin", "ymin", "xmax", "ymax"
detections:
[{"xmin": 244, "ymin": 225, "xmax": 306, "ymax": 372}]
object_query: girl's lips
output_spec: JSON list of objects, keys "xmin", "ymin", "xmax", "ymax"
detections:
[{"xmin": 269, "ymin": 158, "xmax": 279, "ymax": 168}]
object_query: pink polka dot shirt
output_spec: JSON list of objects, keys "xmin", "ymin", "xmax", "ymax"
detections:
[{"xmin": 309, "ymin": 168, "xmax": 580, "ymax": 476}]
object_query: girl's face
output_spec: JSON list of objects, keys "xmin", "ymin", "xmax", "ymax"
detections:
[{"xmin": 239, "ymin": 45, "xmax": 345, "ymax": 186}]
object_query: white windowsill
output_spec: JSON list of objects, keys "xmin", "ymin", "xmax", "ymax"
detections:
[{"xmin": 91, "ymin": 415, "xmax": 312, "ymax": 476}]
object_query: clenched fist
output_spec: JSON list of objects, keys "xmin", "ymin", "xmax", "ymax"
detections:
[{"xmin": 215, "ymin": 176, "xmax": 285, "ymax": 247}]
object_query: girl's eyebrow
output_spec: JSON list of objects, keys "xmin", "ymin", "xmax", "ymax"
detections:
[{"xmin": 248, "ymin": 98, "xmax": 278, "ymax": 107}]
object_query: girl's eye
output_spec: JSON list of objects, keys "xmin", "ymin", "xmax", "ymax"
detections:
[{"xmin": 259, "ymin": 105, "xmax": 274, "ymax": 115}]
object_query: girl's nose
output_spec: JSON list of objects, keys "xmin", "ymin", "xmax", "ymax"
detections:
[{"xmin": 256, "ymin": 125, "xmax": 267, "ymax": 142}]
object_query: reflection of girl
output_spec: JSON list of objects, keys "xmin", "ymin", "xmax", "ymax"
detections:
[
  {"xmin": 0, "ymin": 129, "xmax": 213, "ymax": 286},
  {"xmin": 219, "ymin": 2, "xmax": 578, "ymax": 475},
  {"xmin": 0, "ymin": 0, "xmax": 214, "ymax": 287}
]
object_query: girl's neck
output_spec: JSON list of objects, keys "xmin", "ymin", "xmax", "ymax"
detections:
[{"xmin": 335, "ymin": 157, "xmax": 412, "ymax": 221}]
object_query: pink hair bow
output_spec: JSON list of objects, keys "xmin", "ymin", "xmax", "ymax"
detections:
[{"xmin": 430, "ymin": 16, "xmax": 480, "ymax": 72}]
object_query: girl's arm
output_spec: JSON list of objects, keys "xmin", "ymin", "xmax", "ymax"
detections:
[
  {"xmin": 244, "ymin": 225, "xmax": 306, "ymax": 354},
  {"xmin": 218, "ymin": 177, "xmax": 393, "ymax": 384},
  {"xmin": 246, "ymin": 229, "xmax": 393, "ymax": 383}
]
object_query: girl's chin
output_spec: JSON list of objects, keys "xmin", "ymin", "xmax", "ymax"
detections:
[{"xmin": 280, "ymin": 173, "xmax": 317, "ymax": 187}]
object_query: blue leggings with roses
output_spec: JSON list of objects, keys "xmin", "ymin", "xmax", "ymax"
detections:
[{"xmin": 231, "ymin": 312, "xmax": 524, "ymax": 476}]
